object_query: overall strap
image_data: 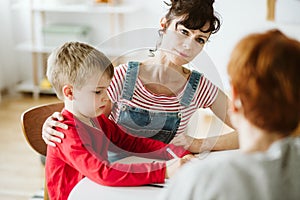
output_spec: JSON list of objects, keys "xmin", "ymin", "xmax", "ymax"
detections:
[
  {"xmin": 121, "ymin": 61, "xmax": 140, "ymax": 100},
  {"xmin": 180, "ymin": 70, "xmax": 203, "ymax": 106}
]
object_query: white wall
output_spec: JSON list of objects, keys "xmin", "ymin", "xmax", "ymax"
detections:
[
  {"xmin": 1, "ymin": 0, "xmax": 300, "ymax": 93},
  {"xmin": 0, "ymin": 0, "xmax": 22, "ymax": 92},
  {"xmin": 206, "ymin": 0, "xmax": 300, "ymax": 89}
]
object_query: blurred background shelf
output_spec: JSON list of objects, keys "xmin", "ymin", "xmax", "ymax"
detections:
[
  {"xmin": 32, "ymin": 3, "xmax": 138, "ymax": 14},
  {"xmin": 16, "ymin": 80, "xmax": 55, "ymax": 97},
  {"xmin": 14, "ymin": 0, "xmax": 139, "ymax": 99},
  {"xmin": 16, "ymin": 41, "xmax": 54, "ymax": 53}
]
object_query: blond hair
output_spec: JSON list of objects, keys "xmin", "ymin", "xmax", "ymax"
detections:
[
  {"xmin": 227, "ymin": 29, "xmax": 300, "ymax": 135},
  {"xmin": 47, "ymin": 42, "xmax": 114, "ymax": 99}
]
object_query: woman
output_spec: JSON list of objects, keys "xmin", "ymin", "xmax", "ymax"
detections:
[
  {"xmin": 42, "ymin": 0, "xmax": 239, "ymax": 154},
  {"xmin": 160, "ymin": 29, "xmax": 300, "ymax": 200}
]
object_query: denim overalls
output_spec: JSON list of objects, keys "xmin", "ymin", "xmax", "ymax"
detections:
[{"xmin": 117, "ymin": 61, "xmax": 202, "ymax": 144}]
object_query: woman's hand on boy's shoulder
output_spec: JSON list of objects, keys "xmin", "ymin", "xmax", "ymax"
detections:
[{"xmin": 42, "ymin": 112, "xmax": 67, "ymax": 147}]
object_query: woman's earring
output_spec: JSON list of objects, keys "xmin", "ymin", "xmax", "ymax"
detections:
[
  {"xmin": 148, "ymin": 49, "xmax": 155, "ymax": 57},
  {"xmin": 148, "ymin": 29, "xmax": 163, "ymax": 57}
]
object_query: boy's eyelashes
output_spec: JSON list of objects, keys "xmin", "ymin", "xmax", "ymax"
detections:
[
  {"xmin": 93, "ymin": 86, "xmax": 109, "ymax": 95},
  {"xmin": 94, "ymin": 90, "xmax": 102, "ymax": 94}
]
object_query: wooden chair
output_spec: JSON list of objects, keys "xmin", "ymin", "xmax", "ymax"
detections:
[{"xmin": 21, "ymin": 102, "xmax": 64, "ymax": 200}]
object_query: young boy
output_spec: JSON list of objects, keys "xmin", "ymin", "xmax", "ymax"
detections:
[{"xmin": 45, "ymin": 42, "xmax": 192, "ymax": 200}]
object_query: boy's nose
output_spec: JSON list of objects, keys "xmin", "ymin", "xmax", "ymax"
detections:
[
  {"xmin": 101, "ymin": 96, "xmax": 107, "ymax": 102},
  {"xmin": 101, "ymin": 91, "xmax": 109, "ymax": 102}
]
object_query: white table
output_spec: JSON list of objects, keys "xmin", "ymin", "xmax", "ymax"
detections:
[
  {"xmin": 68, "ymin": 150, "xmax": 238, "ymax": 200},
  {"xmin": 68, "ymin": 156, "xmax": 167, "ymax": 200},
  {"xmin": 68, "ymin": 177, "xmax": 166, "ymax": 200}
]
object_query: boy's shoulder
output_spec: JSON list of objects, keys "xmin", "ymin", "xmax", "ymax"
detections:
[{"xmin": 61, "ymin": 109, "xmax": 76, "ymax": 126}]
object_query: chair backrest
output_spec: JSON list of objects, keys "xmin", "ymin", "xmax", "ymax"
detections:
[{"xmin": 21, "ymin": 102, "xmax": 64, "ymax": 156}]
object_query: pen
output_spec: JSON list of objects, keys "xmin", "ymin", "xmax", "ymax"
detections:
[
  {"xmin": 166, "ymin": 147, "xmax": 179, "ymax": 159},
  {"xmin": 145, "ymin": 184, "xmax": 164, "ymax": 188}
]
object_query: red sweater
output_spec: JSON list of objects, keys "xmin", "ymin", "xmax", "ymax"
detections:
[{"xmin": 45, "ymin": 109, "xmax": 190, "ymax": 200}]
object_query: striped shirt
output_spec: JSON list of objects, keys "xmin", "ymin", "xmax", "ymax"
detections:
[{"xmin": 107, "ymin": 63, "xmax": 219, "ymax": 135}]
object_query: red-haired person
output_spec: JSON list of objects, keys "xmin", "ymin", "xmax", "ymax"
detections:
[{"xmin": 160, "ymin": 29, "xmax": 300, "ymax": 200}]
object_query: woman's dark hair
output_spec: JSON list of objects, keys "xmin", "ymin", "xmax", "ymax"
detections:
[{"xmin": 164, "ymin": 0, "xmax": 221, "ymax": 34}]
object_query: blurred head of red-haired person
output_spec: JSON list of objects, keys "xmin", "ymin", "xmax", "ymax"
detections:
[{"xmin": 227, "ymin": 29, "xmax": 300, "ymax": 152}]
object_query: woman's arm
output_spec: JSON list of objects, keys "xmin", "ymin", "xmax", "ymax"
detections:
[
  {"xmin": 193, "ymin": 90, "xmax": 239, "ymax": 152},
  {"xmin": 210, "ymin": 89, "xmax": 233, "ymax": 128},
  {"xmin": 172, "ymin": 90, "xmax": 239, "ymax": 153},
  {"xmin": 187, "ymin": 131, "xmax": 239, "ymax": 153}
]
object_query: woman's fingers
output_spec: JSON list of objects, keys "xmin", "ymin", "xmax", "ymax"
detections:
[
  {"xmin": 48, "ymin": 118, "xmax": 68, "ymax": 130},
  {"xmin": 181, "ymin": 154, "xmax": 196, "ymax": 164},
  {"xmin": 41, "ymin": 113, "xmax": 67, "ymax": 145},
  {"xmin": 42, "ymin": 126, "xmax": 62, "ymax": 143},
  {"xmin": 42, "ymin": 134, "xmax": 57, "ymax": 147},
  {"xmin": 52, "ymin": 111, "xmax": 64, "ymax": 121}
]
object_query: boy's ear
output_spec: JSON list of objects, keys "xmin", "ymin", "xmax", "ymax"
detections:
[{"xmin": 62, "ymin": 85, "xmax": 74, "ymax": 100}]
